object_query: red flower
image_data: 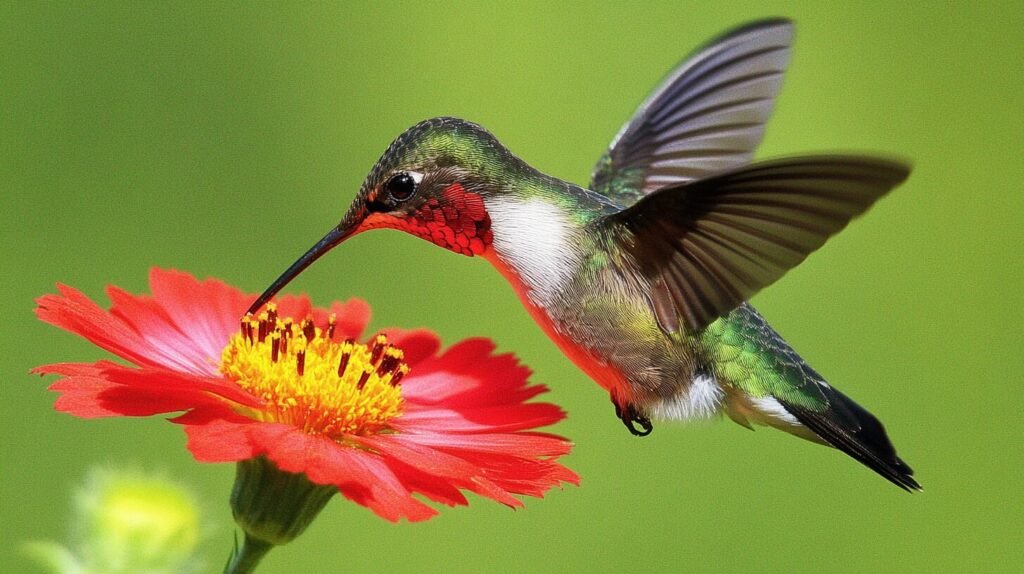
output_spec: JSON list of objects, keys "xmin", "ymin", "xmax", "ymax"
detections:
[{"xmin": 34, "ymin": 269, "xmax": 577, "ymax": 522}]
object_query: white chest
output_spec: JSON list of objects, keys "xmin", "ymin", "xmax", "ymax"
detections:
[{"xmin": 485, "ymin": 196, "xmax": 581, "ymax": 307}]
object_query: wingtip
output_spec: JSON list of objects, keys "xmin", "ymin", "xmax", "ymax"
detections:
[
  {"xmin": 749, "ymin": 153, "xmax": 913, "ymax": 186},
  {"xmin": 732, "ymin": 17, "xmax": 793, "ymax": 30},
  {"xmin": 755, "ymin": 16, "xmax": 795, "ymax": 28},
  {"xmin": 727, "ymin": 17, "xmax": 795, "ymax": 38}
]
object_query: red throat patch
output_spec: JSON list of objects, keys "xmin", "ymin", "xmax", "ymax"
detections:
[{"xmin": 360, "ymin": 183, "xmax": 493, "ymax": 256}]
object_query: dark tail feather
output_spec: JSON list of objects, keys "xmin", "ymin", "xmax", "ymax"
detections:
[{"xmin": 782, "ymin": 388, "xmax": 921, "ymax": 492}]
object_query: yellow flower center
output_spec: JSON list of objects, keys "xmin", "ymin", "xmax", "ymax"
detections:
[{"xmin": 219, "ymin": 305, "xmax": 408, "ymax": 438}]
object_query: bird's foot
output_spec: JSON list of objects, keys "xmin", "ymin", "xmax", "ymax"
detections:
[{"xmin": 613, "ymin": 399, "xmax": 653, "ymax": 437}]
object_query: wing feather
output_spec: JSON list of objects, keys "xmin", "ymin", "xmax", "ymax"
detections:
[
  {"xmin": 606, "ymin": 156, "xmax": 910, "ymax": 332},
  {"xmin": 591, "ymin": 19, "xmax": 794, "ymax": 204}
]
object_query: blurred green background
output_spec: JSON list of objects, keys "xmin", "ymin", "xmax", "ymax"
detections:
[{"xmin": 3, "ymin": 2, "xmax": 1021, "ymax": 572}]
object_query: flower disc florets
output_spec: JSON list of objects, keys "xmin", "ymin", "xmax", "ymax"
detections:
[{"xmin": 219, "ymin": 305, "xmax": 409, "ymax": 438}]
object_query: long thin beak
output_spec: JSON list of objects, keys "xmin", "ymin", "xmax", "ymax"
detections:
[{"xmin": 246, "ymin": 223, "xmax": 355, "ymax": 315}]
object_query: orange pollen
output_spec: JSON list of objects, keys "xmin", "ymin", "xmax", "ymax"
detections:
[{"xmin": 219, "ymin": 304, "xmax": 409, "ymax": 438}]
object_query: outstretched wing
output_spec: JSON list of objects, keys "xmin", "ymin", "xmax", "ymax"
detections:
[
  {"xmin": 590, "ymin": 19, "xmax": 794, "ymax": 206},
  {"xmin": 605, "ymin": 156, "xmax": 910, "ymax": 333}
]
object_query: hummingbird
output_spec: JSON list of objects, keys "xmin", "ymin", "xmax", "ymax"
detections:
[{"xmin": 248, "ymin": 19, "xmax": 920, "ymax": 491}]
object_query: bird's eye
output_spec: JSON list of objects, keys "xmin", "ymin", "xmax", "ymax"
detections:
[{"xmin": 385, "ymin": 172, "xmax": 417, "ymax": 202}]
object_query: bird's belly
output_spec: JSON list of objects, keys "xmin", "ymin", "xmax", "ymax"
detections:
[
  {"xmin": 483, "ymin": 252, "xmax": 633, "ymax": 399},
  {"xmin": 524, "ymin": 293, "xmax": 631, "ymax": 396}
]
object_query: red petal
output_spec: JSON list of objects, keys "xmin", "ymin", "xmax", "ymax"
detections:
[
  {"xmin": 99, "ymin": 363, "xmax": 261, "ymax": 409},
  {"xmin": 377, "ymin": 328, "xmax": 440, "ymax": 367},
  {"xmin": 402, "ymin": 338, "xmax": 543, "ymax": 408},
  {"xmin": 378, "ymin": 462, "xmax": 469, "ymax": 507},
  {"xmin": 33, "ymin": 361, "xmax": 113, "ymax": 377},
  {"xmin": 398, "ymin": 403, "xmax": 567, "ymax": 434},
  {"xmin": 399, "ymin": 370, "xmax": 478, "ymax": 404},
  {"xmin": 176, "ymin": 411, "xmax": 262, "ymax": 462},
  {"xmin": 453, "ymin": 450, "xmax": 580, "ymax": 495},
  {"xmin": 398, "ymin": 430, "xmax": 574, "ymax": 458},
  {"xmin": 360, "ymin": 435, "xmax": 521, "ymax": 507},
  {"xmin": 36, "ymin": 285, "xmax": 168, "ymax": 370},
  {"xmin": 147, "ymin": 269, "xmax": 250, "ymax": 363},
  {"xmin": 36, "ymin": 361, "xmax": 179, "ymax": 418},
  {"xmin": 260, "ymin": 295, "xmax": 368, "ymax": 341},
  {"xmin": 272, "ymin": 294, "xmax": 314, "ymax": 322},
  {"xmin": 329, "ymin": 299, "xmax": 372, "ymax": 340},
  {"xmin": 107, "ymin": 287, "xmax": 219, "ymax": 375},
  {"xmin": 36, "ymin": 361, "xmax": 260, "ymax": 417},
  {"xmin": 38, "ymin": 363, "xmax": 127, "ymax": 418},
  {"xmin": 250, "ymin": 426, "xmax": 438, "ymax": 522}
]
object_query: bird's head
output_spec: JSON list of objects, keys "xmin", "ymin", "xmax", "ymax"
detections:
[{"xmin": 247, "ymin": 117, "xmax": 523, "ymax": 313}]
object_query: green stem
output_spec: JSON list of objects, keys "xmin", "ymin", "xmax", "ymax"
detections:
[
  {"xmin": 223, "ymin": 532, "xmax": 273, "ymax": 574},
  {"xmin": 230, "ymin": 457, "xmax": 336, "ymax": 545}
]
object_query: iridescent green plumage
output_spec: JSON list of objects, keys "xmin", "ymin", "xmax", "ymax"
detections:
[{"xmin": 701, "ymin": 304, "xmax": 827, "ymax": 411}]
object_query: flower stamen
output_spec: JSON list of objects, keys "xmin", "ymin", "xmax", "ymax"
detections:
[
  {"xmin": 219, "ymin": 304, "xmax": 406, "ymax": 437},
  {"xmin": 337, "ymin": 341, "xmax": 352, "ymax": 377}
]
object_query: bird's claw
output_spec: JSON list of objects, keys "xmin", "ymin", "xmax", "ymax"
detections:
[{"xmin": 614, "ymin": 399, "xmax": 653, "ymax": 437}]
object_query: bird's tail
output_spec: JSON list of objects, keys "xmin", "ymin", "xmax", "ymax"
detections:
[
  {"xmin": 710, "ymin": 304, "xmax": 920, "ymax": 491},
  {"xmin": 777, "ymin": 386, "xmax": 921, "ymax": 492}
]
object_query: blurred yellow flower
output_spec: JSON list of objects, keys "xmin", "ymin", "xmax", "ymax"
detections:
[{"xmin": 24, "ymin": 468, "xmax": 202, "ymax": 574}]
